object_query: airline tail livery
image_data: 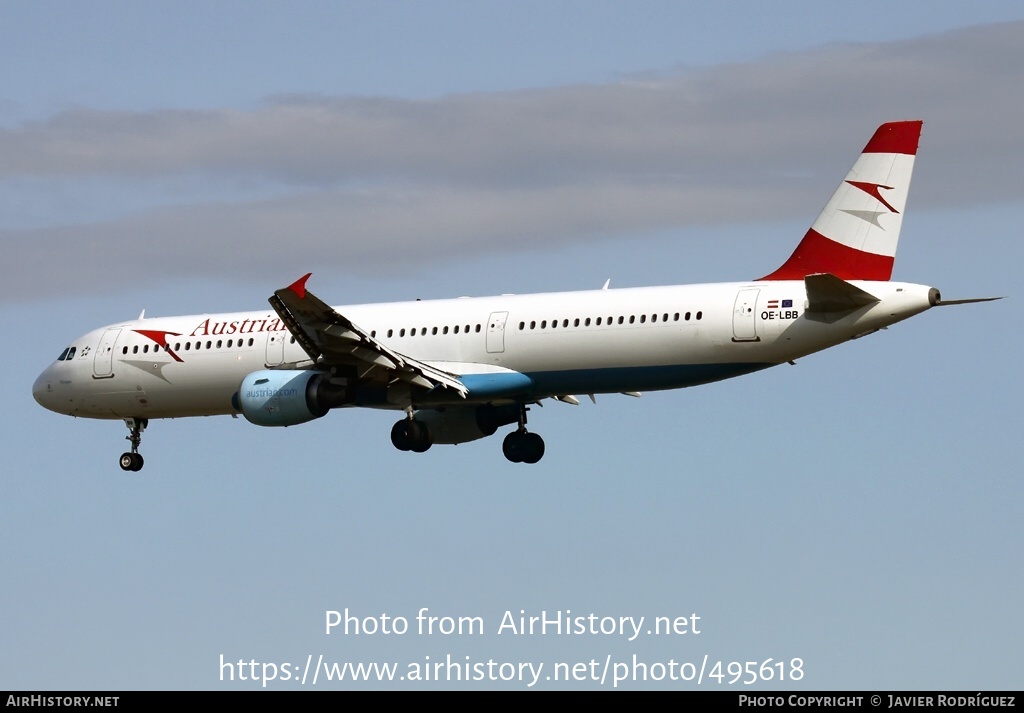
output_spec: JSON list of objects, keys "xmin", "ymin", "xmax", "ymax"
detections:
[{"xmin": 33, "ymin": 121, "xmax": 998, "ymax": 470}]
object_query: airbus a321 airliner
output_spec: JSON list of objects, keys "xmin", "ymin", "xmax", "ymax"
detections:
[{"xmin": 33, "ymin": 121, "xmax": 997, "ymax": 470}]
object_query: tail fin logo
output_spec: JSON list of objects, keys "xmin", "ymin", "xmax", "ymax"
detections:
[
  {"xmin": 845, "ymin": 181, "xmax": 898, "ymax": 213},
  {"xmin": 841, "ymin": 180, "xmax": 899, "ymax": 229}
]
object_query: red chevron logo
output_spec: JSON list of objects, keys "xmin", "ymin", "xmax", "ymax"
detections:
[{"xmin": 846, "ymin": 180, "xmax": 898, "ymax": 213}]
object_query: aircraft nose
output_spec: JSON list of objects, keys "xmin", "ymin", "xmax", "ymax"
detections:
[{"xmin": 32, "ymin": 366, "xmax": 59, "ymax": 412}]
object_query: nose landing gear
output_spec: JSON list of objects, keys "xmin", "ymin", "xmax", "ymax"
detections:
[{"xmin": 119, "ymin": 418, "xmax": 148, "ymax": 472}]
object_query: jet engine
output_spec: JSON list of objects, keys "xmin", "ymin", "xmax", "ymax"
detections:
[{"xmin": 236, "ymin": 370, "xmax": 351, "ymax": 427}]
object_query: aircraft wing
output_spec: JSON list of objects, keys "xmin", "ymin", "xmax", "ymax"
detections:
[{"xmin": 269, "ymin": 273, "xmax": 469, "ymax": 398}]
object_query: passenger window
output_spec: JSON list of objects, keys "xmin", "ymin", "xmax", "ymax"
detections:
[
  {"xmin": 696, "ymin": 311, "xmax": 703, "ymax": 320},
  {"xmin": 475, "ymin": 324, "xmax": 481, "ymax": 333}
]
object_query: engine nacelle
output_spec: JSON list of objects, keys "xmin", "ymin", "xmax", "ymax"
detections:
[
  {"xmin": 237, "ymin": 370, "xmax": 350, "ymax": 427},
  {"xmin": 414, "ymin": 404, "xmax": 519, "ymax": 444}
]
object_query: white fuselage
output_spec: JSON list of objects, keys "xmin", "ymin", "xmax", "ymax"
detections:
[{"xmin": 33, "ymin": 279, "xmax": 934, "ymax": 421}]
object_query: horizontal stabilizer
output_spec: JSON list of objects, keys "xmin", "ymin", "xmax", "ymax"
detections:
[{"xmin": 805, "ymin": 273, "xmax": 880, "ymax": 314}]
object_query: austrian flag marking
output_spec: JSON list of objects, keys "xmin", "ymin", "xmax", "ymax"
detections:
[{"xmin": 765, "ymin": 299, "xmax": 793, "ymax": 310}]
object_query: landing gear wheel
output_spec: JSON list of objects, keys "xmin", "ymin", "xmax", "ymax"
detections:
[
  {"xmin": 502, "ymin": 430, "xmax": 545, "ymax": 464},
  {"xmin": 119, "ymin": 452, "xmax": 144, "ymax": 472},
  {"xmin": 391, "ymin": 418, "xmax": 432, "ymax": 453},
  {"xmin": 521, "ymin": 432, "xmax": 545, "ymax": 464},
  {"xmin": 409, "ymin": 419, "xmax": 432, "ymax": 453},
  {"xmin": 502, "ymin": 431, "xmax": 524, "ymax": 463},
  {"xmin": 391, "ymin": 420, "xmax": 412, "ymax": 451}
]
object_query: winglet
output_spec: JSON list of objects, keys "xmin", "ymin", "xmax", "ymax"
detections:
[{"xmin": 287, "ymin": 273, "xmax": 313, "ymax": 299}]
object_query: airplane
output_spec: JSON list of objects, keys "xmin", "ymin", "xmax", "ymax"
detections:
[{"xmin": 32, "ymin": 120, "xmax": 999, "ymax": 470}]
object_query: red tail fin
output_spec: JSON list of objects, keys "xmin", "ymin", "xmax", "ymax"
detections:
[{"xmin": 760, "ymin": 121, "xmax": 922, "ymax": 281}]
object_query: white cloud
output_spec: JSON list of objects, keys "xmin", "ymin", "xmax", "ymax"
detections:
[{"xmin": 3, "ymin": 21, "xmax": 1023, "ymax": 302}]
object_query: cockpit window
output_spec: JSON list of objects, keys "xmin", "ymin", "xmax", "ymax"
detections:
[
  {"xmin": 67, "ymin": 347, "xmax": 76, "ymax": 360},
  {"xmin": 58, "ymin": 347, "xmax": 70, "ymax": 361}
]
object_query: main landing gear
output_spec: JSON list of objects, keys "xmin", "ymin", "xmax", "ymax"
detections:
[
  {"xmin": 502, "ymin": 404, "xmax": 545, "ymax": 464},
  {"xmin": 119, "ymin": 418, "xmax": 148, "ymax": 472},
  {"xmin": 390, "ymin": 415, "xmax": 432, "ymax": 453},
  {"xmin": 389, "ymin": 403, "xmax": 546, "ymax": 464}
]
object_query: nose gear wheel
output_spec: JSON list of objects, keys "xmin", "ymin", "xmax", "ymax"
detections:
[{"xmin": 119, "ymin": 418, "xmax": 148, "ymax": 472}]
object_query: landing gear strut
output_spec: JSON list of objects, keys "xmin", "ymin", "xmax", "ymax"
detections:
[
  {"xmin": 502, "ymin": 404, "xmax": 545, "ymax": 464},
  {"xmin": 119, "ymin": 418, "xmax": 148, "ymax": 472}
]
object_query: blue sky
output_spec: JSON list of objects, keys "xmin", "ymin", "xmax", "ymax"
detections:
[{"xmin": 2, "ymin": 2, "xmax": 1021, "ymax": 690}]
